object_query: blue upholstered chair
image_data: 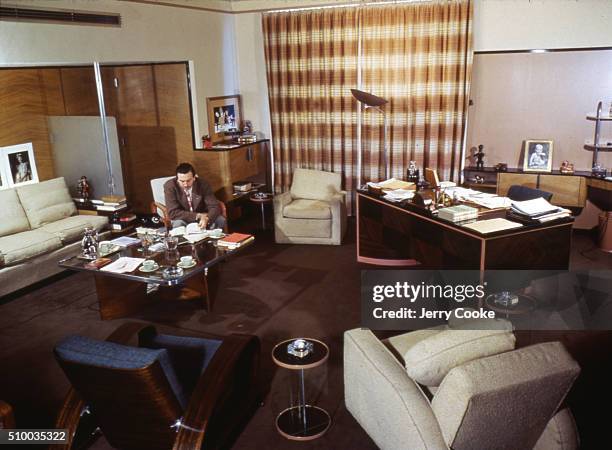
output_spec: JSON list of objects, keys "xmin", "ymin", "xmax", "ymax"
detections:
[
  {"xmin": 53, "ymin": 322, "xmax": 260, "ymax": 450},
  {"xmin": 507, "ymin": 185, "xmax": 553, "ymax": 202}
]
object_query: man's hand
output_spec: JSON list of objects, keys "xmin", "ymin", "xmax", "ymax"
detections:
[{"xmin": 196, "ymin": 213, "xmax": 209, "ymax": 229}]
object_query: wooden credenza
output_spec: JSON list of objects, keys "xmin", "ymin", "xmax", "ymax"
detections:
[{"xmin": 497, "ymin": 172, "xmax": 587, "ymax": 207}]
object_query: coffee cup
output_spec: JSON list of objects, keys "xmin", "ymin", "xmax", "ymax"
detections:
[
  {"xmin": 180, "ymin": 256, "xmax": 194, "ymax": 266},
  {"xmin": 142, "ymin": 259, "xmax": 156, "ymax": 270},
  {"xmin": 98, "ymin": 241, "xmax": 113, "ymax": 253},
  {"xmin": 210, "ymin": 228, "xmax": 223, "ymax": 238}
]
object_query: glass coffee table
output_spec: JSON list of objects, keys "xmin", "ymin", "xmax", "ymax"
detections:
[
  {"xmin": 272, "ymin": 338, "xmax": 330, "ymax": 441},
  {"xmin": 59, "ymin": 234, "xmax": 253, "ymax": 320}
]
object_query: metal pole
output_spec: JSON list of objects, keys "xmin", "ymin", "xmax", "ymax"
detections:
[
  {"xmin": 299, "ymin": 368, "xmax": 306, "ymax": 429},
  {"xmin": 93, "ymin": 62, "xmax": 115, "ymax": 195}
]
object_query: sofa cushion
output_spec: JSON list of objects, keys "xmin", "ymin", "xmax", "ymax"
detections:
[
  {"xmin": 16, "ymin": 177, "xmax": 76, "ymax": 228},
  {"xmin": 290, "ymin": 168, "xmax": 341, "ymax": 202},
  {"xmin": 42, "ymin": 215, "xmax": 109, "ymax": 244},
  {"xmin": 0, "ymin": 189, "xmax": 31, "ymax": 237},
  {"xmin": 283, "ymin": 199, "xmax": 331, "ymax": 220},
  {"xmin": 404, "ymin": 329, "xmax": 516, "ymax": 386},
  {"xmin": 0, "ymin": 229, "xmax": 62, "ymax": 266}
]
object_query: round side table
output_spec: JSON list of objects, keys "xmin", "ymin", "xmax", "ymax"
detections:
[
  {"xmin": 272, "ymin": 338, "xmax": 330, "ymax": 441},
  {"xmin": 249, "ymin": 193, "xmax": 273, "ymax": 230}
]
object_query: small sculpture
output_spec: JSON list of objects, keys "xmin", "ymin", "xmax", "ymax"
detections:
[
  {"xmin": 495, "ymin": 163, "xmax": 508, "ymax": 172},
  {"xmin": 80, "ymin": 227, "xmax": 99, "ymax": 260},
  {"xmin": 475, "ymin": 145, "xmax": 485, "ymax": 170},
  {"xmin": 559, "ymin": 160, "xmax": 575, "ymax": 174},
  {"xmin": 406, "ymin": 161, "xmax": 420, "ymax": 183},
  {"xmin": 76, "ymin": 176, "xmax": 90, "ymax": 201}
]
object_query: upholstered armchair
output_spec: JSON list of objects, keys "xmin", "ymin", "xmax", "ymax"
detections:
[
  {"xmin": 52, "ymin": 322, "xmax": 260, "ymax": 450},
  {"xmin": 274, "ymin": 168, "xmax": 347, "ymax": 245},
  {"xmin": 344, "ymin": 327, "xmax": 581, "ymax": 450}
]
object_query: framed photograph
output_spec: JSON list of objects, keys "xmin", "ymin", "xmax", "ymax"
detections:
[
  {"xmin": 523, "ymin": 140, "xmax": 553, "ymax": 172},
  {"xmin": 1, "ymin": 142, "xmax": 39, "ymax": 187},
  {"xmin": 206, "ymin": 94, "xmax": 242, "ymax": 143}
]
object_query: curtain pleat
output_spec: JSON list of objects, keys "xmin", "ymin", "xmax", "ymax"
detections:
[
  {"xmin": 262, "ymin": 8, "xmax": 359, "ymax": 211},
  {"xmin": 262, "ymin": 0, "xmax": 473, "ymax": 213},
  {"xmin": 360, "ymin": 0, "xmax": 473, "ymax": 183}
]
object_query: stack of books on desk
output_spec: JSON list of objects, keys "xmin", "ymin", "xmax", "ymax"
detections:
[
  {"xmin": 509, "ymin": 198, "xmax": 571, "ymax": 223},
  {"xmin": 92, "ymin": 196, "xmax": 128, "ymax": 212},
  {"xmin": 437, "ymin": 205, "xmax": 478, "ymax": 222},
  {"xmin": 217, "ymin": 233, "xmax": 254, "ymax": 249}
]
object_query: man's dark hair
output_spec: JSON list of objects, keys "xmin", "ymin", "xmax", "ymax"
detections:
[{"xmin": 176, "ymin": 162, "xmax": 196, "ymax": 176}]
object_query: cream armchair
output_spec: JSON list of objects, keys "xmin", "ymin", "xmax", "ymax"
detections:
[
  {"xmin": 274, "ymin": 168, "xmax": 347, "ymax": 245},
  {"xmin": 344, "ymin": 327, "xmax": 581, "ymax": 450}
]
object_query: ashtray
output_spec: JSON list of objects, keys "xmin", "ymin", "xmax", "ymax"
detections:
[{"xmin": 287, "ymin": 338, "xmax": 313, "ymax": 358}]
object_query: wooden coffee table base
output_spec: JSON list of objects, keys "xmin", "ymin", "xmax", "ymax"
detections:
[{"xmin": 94, "ymin": 268, "xmax": 216, "ymax": 320}]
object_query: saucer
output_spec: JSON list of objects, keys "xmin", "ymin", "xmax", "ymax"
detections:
[
  {"xmin": 138, "ymin": 263, "xmax": 160, "ymax": 273},
  {"xmin": 99, "ymin": 245, "xmax": 121, "ymax": 257},
  {"xmin": 177, "ymin": 260, "xmax": 197, "ymax": 269}
]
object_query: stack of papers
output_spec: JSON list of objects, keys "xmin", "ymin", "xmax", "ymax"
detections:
[
  {"xmin": 368, "ymin": 178, "xmax": 415, "ymax": 191},
  {"xmin": 110, "ymin": 236, "xmax": 141, "ymax": 247},
  {"xmin": 383, "ymin": 189, "xmax": 415, "ymax": 202},
  {"xmin": 100, "ymin": 257, "xmax": 145, "ymax": 273},
  {"xmin": 510, "ymin": 198, "xmax": 571, "ymax": 222}
]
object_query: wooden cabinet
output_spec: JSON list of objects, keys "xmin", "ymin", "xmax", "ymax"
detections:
[
  {"xmin": 497, "ymin": 172, "xmax": 586, "ymax": 207},
  {"xmin": 539, "ymin": 175, "xmax": 586, "ymax": 207},
  {"xmin": 497, "ymin": 173, "xmax": 538, "ymax": 197}
]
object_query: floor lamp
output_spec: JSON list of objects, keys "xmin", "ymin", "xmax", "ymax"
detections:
[{"xmin": 351, "ymin": 88, "xmax": 389, "ymax": 181}]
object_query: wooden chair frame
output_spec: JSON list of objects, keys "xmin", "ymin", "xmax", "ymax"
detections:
[{"xmin": 51, "ymin": 322, "xmax": 260, "ymax": 450}]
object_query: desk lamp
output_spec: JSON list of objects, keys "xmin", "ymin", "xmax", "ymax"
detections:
[{"xmin": 351, "ymin": 89, "xmax": 390, "ymax": 180}]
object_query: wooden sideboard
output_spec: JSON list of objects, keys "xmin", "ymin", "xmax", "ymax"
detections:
[{"xmin": 464, "ymin": 167, "xmax": 611, "ymax": 209}]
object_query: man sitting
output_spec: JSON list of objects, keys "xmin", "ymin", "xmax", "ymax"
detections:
[{"xmin": 164, "ymin": 162, "xmax": 226, "ymax": 230}]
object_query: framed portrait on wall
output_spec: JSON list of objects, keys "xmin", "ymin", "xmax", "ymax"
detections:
[
  {"xmin": 1, "ymin": 142, "xmax": 39, "ymax": 187},
  {"xmin": 523, "ymin": 140, "xmax": 553, "ymax": 172},
  {"xmin": 206, "ymin": 94, "xmax": 242, "ymax": 143}
]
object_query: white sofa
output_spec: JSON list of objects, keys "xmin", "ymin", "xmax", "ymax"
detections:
[{"xmin": 0, "ymin": 177, "xmax": 108, "ymax": 297}]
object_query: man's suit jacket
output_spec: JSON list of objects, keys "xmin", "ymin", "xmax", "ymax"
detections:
[{"xmin": 163, "ymin": 177, "xmax": 221, "ymax": 224}]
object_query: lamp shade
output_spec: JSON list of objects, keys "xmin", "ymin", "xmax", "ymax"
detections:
[{"xmin": 350, "ymin": 89, "xmax": 388, "ymax": 107}]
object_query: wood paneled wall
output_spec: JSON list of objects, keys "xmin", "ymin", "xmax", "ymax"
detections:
[
  {"xmin": 0, "ymin": 69, "xmax": 56, "ymax": 181},
  {"xmin": 1, "ymin": 63, "xmax": 224, "ymax": 213}
]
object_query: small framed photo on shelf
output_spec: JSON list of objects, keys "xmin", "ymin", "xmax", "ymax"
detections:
[
  {"xmin": 1, "ymin": 142, "xmax": 39, "ymax": 187},
  {"xmin": 523, "ymin": 140, "xmax": 553, "ymax": 172},
  {"xmin": 206, "ymin": 94, "xmax": 242, "ymax": 143}
]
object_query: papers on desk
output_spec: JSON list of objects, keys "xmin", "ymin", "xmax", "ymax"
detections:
[
  {"xmin": 511, "ymin": 197, "xmax": 559, "ymax": 216},
  {"xmin": 100, "ymin": 257, "xmax": 145, "ymax": 273},
  {"xmin": 462, "ymin": 218, "xmax": 523, "ymax": 234},
  {"xmin": 469, "ymin": 196, "xmax": 512, "ymax": 209},
  {"xmin": 510, "ymin": 197, "xmax": 571, "ymax": 222},
  {"xmin": 383, "ymin": 189, "xmax": 415, "ymax": 202},
  {"xmin": 444, "ymin": 187, "xmax": 511, "ymax": 209},
  {"xmin": 368, "ymin": 178, "xmax": 415, "ymax": 191},
  {"xmin": 110, "ymin": 236, "xmax": 141, "ymax": 247}
]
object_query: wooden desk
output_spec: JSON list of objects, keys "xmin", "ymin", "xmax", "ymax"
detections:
[{"xmin": 357, "ymin": 191, "xmax": 573, "ymax": 270}]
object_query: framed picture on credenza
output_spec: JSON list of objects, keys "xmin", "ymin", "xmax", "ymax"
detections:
[{"xmin": 0, "ymin": 142, "xmax": 40, "ymax": 188}]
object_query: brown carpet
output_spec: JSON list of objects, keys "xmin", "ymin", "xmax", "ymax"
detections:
[{"xmin": 1, "ymin": 219, "xmax": 611, "ymax": 449}]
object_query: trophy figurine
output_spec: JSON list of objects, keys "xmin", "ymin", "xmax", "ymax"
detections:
[
  {"xmin": 474, "ymin": 145, "xmax": 485, "ymax": 170},
  {"xmin": 76, "ymin": 176, "xmax": 91, "ymax": 201}
]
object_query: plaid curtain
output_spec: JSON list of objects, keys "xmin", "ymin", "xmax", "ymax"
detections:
[
  {"xmin": 262, "ymin": 8, "xmax": 359, "ymax": 209},
  {"xmin": 262, "ymin": 0, "xmax": 473, "ymax": 211},
  {"xmin": 360, "ymin": 0, "xmax": 473, "ymax": 183}
]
